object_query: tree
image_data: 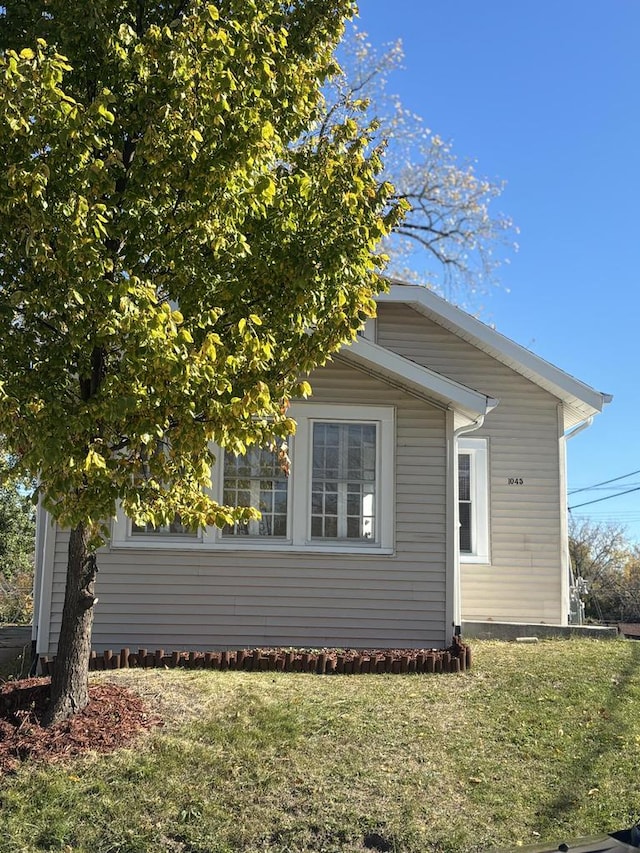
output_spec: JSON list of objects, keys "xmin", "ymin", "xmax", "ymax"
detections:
[
  {"xmin": 0, "ymin": 0, "xmax": 402, "ymax": 722},
  {"xmin": 0, "ymin": 439, "xmax": 34, "ymax": 581},
  {"xmin": 569, "ymin": 518, "xmax": 638, "ymax": 622},
  {"xmin": 0, "ymin": 440, "xmax": 35, "ymax": 624},
  {"xmin": 326, "ymin": 29, "xmax": 515, "ymax": 303}
]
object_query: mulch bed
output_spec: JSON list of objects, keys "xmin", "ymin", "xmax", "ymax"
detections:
[{"xmin": 0, "ymin": 678, "xmax": 162, "ymax": 772}]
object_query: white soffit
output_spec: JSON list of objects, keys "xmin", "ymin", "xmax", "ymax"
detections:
[
  {"xmin": 378, "ymin": 282, "xmax": 612, "ymax": 428},
  {"xmin": 338, "ymin": 335, "xmax": 498, "ymax": 421}
]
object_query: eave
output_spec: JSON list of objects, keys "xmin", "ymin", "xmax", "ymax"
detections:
[
  {"xmin": 377, "ymin": 282, "xmax": 612, "ymax": 430},
  {"xmin": 337, "ymin": 335, "xmax": 498, "ymax": 422}
]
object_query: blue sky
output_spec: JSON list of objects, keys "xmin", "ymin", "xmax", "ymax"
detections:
[{"xmin": 354, "ymin": 1, "xmax": 640, "ymax": 542}]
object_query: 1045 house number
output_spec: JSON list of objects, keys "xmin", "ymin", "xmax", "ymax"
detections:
[{"xmin": 508, "ymin": 477, "xmax": 524, "ymax": 485}]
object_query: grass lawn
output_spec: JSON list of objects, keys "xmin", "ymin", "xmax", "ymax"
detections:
[{"xmin": 2, "ymin": 638, "xmax": 640, "ymax": 852}]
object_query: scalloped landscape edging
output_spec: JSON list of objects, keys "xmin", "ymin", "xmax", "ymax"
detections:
[{"xmin": 40, "ymin": 637, "xmax": 471, "ymax": 676}]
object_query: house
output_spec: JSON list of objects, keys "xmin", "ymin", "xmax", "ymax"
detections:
[{"xmin": 32, "ymin": 282, "xmax": 611, "ymax": 657}]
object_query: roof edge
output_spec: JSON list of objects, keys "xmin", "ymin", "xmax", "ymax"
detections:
[
  {"xmin": 378, "ymin": 282, "xmax": 611, "ymax": 416},
  {"xmin": 340, "ymin": 335, "xmax": 496, "ymax": 420}
]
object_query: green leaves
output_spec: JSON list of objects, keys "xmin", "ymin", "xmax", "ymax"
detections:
[{"xmin": 0, "ymin": 0, "xmax": 398, "ymax": 540}]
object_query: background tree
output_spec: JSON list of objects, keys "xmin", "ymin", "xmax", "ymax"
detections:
[
  {"xmin": 569, "ymin": 517, "xmax": 640, "ymax": 622},
  {"xmin": 326, "ymin": 29, "xmax": 516, "ymax": 304},
  {"xmin": 0, "ymin": 0, "xmax": 403, "ymax": 722},
  {"xmin": 0, "ymin": 440, "xmax": 35, "ymax": 624}
]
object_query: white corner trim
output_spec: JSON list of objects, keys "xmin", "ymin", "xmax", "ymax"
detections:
[{"xmin": 35, "ymin": 511, "xmax": 57, "ymax": 656}]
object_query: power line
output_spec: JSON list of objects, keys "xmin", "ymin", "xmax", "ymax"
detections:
[
  {"xmin": 580, "ymin": 483, "xmax": 640, "ymax": 492},
  {"xmin": 568, "ymin": 468, "xmax": 640, "ymax": 496},
  {"xmin": 569, "ymin": 485, "xmax": 640, "ymax": 510}
]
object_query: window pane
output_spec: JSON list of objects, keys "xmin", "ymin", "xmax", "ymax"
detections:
[
  {"xmin": 310, "ymin": 422, "xmax": 376, "ymax": 541},
  {"xmin": 459, "ymin": 454, "xmax": 471, "ymax": 501},
  {"xmin": 222, "ymin": 445, "xmax": 289, "ymax": 538},
  {"xmin": 459, "ymin": 502, "xmax": 472, "ymax": 553}
]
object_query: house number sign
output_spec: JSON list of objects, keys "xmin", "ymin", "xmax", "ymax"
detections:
[{"xmin": 507, "ymin": 477, "xmax": 524, "ymax": 485}]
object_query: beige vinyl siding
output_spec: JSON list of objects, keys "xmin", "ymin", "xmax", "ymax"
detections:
[
  {"xmin": 377, "ymin": 303, "xmax": 565, "ymax": 624},
  {"xmin": 45, "ymin": 360, "xmax": 449, "ymax": 654}
]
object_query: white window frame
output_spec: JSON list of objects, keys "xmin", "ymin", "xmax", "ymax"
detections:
[
  {"xmin": 220, "ymin": 443, "xmax": 290, "ymax": 540},
  {"xmin": 111, "ymin": 403, "xmax": 395, "ymax": 554},
  {"xmin": 457, "ymin": 437, "xmax": 490, "ymax": 564},
  {"xmin": 357, "ymin": 318, "xmax": 377, "ymax": 343},
  {"xmin": 111, "ymin": 508, "xmax": 210, "ymax": 550}
]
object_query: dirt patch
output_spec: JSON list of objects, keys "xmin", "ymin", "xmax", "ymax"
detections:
[{"xmin": 0, "ymin": 677, "xmax": 162, "ymax": 772}]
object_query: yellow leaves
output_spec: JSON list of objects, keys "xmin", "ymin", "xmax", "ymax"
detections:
[
  {"xmin": 255, "ymin": 175, "xmax": 276, "ymax": 204},
  {"xmin": 343, "ymin": 192, "xmax": 359, "ymax": 212},
  {"xmin": 0, "ymin": 0, "xmax": 399, "ymax": 545},
  {"xmin": 84, "ymin": 449, "xmax": 106, "ymax": 472},
  {"xmin": 281, "ymin": 417, "xmax": 297, "ymax": 435},
  {"xmin": 297, "ymin": 380, "xmax": 312, "ymax": 399},
  {"xmin": 27, "ymin": 399, "xmax": 44, "ymax": 415},
  {"xmin": 298, "ymin": 174, "xmax": 312, "ymax": 200},
  {"xmin": 201, "ymin": 334, "xmax": 219, "ymax": 361},
  {"xmin": 260, "ymin": 121, "xmax": 275, "ymax": 141},
  {"xmin": 97, "ymin": 103, "xmax": 115, "ymax": 124}
]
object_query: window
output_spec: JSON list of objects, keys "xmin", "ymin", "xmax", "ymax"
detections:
[
  {"xmin": 112, "ymin": 508, "xmax": 205, "ymax": 548},
  {"xmin": 131, "ymin": 517, "xmax": 196, "ymax": 538},
  {"xmin": 311, "ymin": 422, "xmax": 376, "ymax": 541},
  {"xmin": 112, "ymin": 403, "xmax": 395, "ymax": 553},
  {"xmin": 222, "ymin": 445, "xmax": 288, "ymax": 538},
  {"xmin": 458, "ymin": 437, "xmax": 489, "ymax": 563}
]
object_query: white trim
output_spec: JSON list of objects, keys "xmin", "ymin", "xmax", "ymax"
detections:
[
  {"xmin": 358, "ymin": 318, "xmax": 377, "ymax": 343},
  {"xmin": 378, "ymin": 283, "xmax": 611, "ymax": 423},
  {"xmin": 445, "ymin": 410, "xmax": 457, "ymax": 633},
  {"xmin": 339, "ymin": 335, "xmax": 497, "ymax": 419},
  {"xmin": 557, "ymin": 404, "xmax": 570, "ymax": 625},
  {"xmin": 112, "ymin": 402, "xmax": 396, "ymax": 555},
  {"xmin": 111, "ymin": 509, "xmax": 209, "ymax": 548},
  {"xmin": 35, "ymin": 511, "xmax": 56, "ymax": 656},
  {"xmin": 458, "ymin": 437, "xmax": 490, "ymax": 565},
  {"xmin": 291, "ymin": 403, "xmax": 395, "ymax": 551},
  {"xmin": 32, "ymin": 499, "xmax": 46, "ymax": 643}
]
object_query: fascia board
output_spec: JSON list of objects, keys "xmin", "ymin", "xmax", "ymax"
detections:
[
  {"xmin": 377, "ymin": 284, "xmax": 611, "ymax": 416},
  {"xmin": 339, "ymin": 335, "xmax": 496, "ymax": 419}
]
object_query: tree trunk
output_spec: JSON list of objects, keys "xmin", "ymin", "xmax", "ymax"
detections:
[{"xmin": 43, "ymin": 523, "xmax": 98, "ymax": 725}]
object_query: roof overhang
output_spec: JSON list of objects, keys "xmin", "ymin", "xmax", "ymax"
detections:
[
  {"xmin": 337, "ymin": 335, "xmax": 498, "ymax": 422},
  {"xmin": 377, "ymin": 282, "xmax": 612, "ymax": 430}
]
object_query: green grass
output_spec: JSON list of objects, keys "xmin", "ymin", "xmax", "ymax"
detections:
[{"xmin": 3, "ymin": 638, "xmax": 640, "ymax": 852}]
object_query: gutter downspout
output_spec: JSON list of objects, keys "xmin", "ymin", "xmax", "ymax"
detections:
[
  {"xmin": 447, "ymin": 400, "xmax": 497, "ymax": 636},
  {"xmin": 565, "ymin": 415, "xmax": 593, "ymax": 442}
]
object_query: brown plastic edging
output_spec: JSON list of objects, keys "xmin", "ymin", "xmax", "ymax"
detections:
[{"xmin": 40, "ymin": 638, "xmax": 471, "ymax": 677}]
